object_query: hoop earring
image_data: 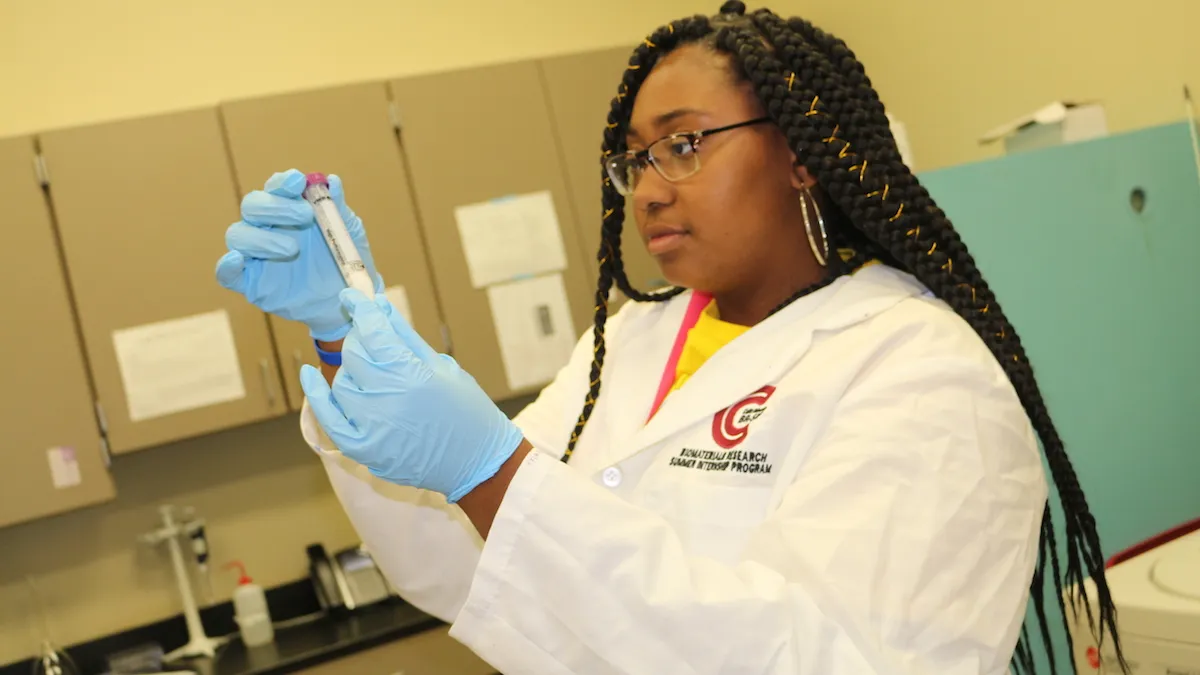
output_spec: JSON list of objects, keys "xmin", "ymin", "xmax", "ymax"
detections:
[{"xmin": 800, "ymin": 185, "xmax": 829, "ymax": 267}]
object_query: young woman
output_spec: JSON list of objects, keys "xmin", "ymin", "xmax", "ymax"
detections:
[{"xmin": 218, "ymin": 3, "xmax": 1124, "ymax": 673}]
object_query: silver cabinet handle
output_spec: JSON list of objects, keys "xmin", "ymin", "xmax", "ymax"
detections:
[{"xmin": 259, "ymin": 358, "xmax": 276, "ymax": 408}]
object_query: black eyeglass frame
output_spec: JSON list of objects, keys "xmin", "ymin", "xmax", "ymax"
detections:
[{"xmin": 605, "ymin": 117, "xmax": 772, "ymax": 195}]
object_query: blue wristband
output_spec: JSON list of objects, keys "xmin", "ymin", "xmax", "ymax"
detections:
[{"xmin": 314, "ymin": 339, "xmax": 342, "ymax": 366}]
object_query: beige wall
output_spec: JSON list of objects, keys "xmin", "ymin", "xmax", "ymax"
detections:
[{"xmin": 2, "ymin": 0, "xmax": 1196, "ymax": 666}]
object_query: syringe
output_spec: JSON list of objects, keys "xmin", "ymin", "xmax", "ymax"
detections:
[{"xmin": 302, "ymin": 173, "xmax": 377, "ymax": 297}]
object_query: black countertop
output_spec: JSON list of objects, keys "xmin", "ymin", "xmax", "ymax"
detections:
[
  {"xmin": 1, "ymin": 581, "xmax": 451, "ymax": 675},
  {"xmin": 178, "ymin": 600, "xmax": 441, "ymax": 675}
]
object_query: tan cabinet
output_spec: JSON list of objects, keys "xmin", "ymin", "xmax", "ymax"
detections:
[
  {"xmin": 294, "ymin": 626, "xmax": 495, "ymax": 675},
  {"xmin": 539, "ymin": 45, "xmax": 667, "ymax": 300},
  {"xmin": 389, "ymin": 62, "xmax": 597, "ymax": 401},
  {"xmin": 0, "ymin": 136, "xmax": 116, "ymax": 527},
  {"xmin": 221, "ymin": 83, "xmax": 445, "ymax": 411},
  {"xmin": 38, "ymin": 108, "xmax": 287, "ymax": 454}
]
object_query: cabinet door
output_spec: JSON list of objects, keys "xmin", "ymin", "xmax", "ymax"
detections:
[
  {"xmin": 539, "ymin": 46, "xmax": 667, "ymax": 300},
  {"xmin": 39, "ymin": 108, "xmax": 287, "ymax": 454},
  {"xmin": 221, "ymin": 83, "xmax": 444, "ymax": 411},
  {"xmin": 293, "ymin": 626, "xmax": 494, "ymax": 675},
  {"xmin": 390, "ymin": 62, "xmax": 597, "ymax": 401},
  {"xmin": 0, "ymin": 136, "xmax": 115, "ymax": 527}
]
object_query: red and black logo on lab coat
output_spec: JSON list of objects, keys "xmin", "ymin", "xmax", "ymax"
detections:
[{"xmin": 711, "ymin": 385, "xmax": 776, "ymax": 449}]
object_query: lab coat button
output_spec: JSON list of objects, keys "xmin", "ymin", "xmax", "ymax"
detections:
[{"xmin": 601, "ymin": 466, "xmax": 623, "ymax": 488}]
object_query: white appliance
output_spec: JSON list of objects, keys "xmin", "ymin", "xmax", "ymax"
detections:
[{"xmin": 1065, "ymin": 520, "xmax": 1200, "ymax": 674}]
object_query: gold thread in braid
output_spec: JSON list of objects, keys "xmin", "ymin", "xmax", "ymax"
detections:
[
  {"xmin": 942, "ymin": 258, "xmax": 953, "ymax": 273},
  {"xmin": 926, "ymin": 242, "xmax": 937, "ymax": 255},
  {"xmin": 823, "ymin": 125, "xmax": 840, "ymax": 143},
  {"xmin": 595, "ymin": 241, "xmax": 614, "ymax": 313},
  {"xmin": 888, "ymin": 202, "xmax": 904, "ymax": 221},
  {"xmin": 644, "ymin": 38, "xmax": 656, "ymax": 48},
  {"xmin": 565, "ymin": 314, "xmax": 608, "ymax": 460},
  {"xmin": 598, "ymin": 238, "xmax": 613, "ymax": 265},
  {"xmin": 787, "ymin": 72, "xmax": 796, "ymax": 91}
]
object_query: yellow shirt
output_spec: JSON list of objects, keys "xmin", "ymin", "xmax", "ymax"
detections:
[
  {"xmin": 666, "ymin": 300, "xmax": 748, "ymax": 397},
  {"xmin": 656, "ymin": 250, "xmax": 875, "ymax": 413}
]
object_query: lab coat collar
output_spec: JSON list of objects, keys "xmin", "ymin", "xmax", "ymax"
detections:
[{"xmin": 598, "ymin": 264, "xmax": 929, "ymax": 469}]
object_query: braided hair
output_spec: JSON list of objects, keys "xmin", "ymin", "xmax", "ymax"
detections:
[{"xmin": 561, "ymin": 2, "xmax": 1126, "ymax": 673}]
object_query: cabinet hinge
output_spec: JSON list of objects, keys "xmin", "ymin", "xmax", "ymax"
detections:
[
  {"xmin": 94, "ymin": 401, "xmax": 112, "ymax": 467},
  {"xmin": 34, "ymin": 153, "xmax": 49, "ymax": 186},
  {"xmin": 94, "ymin": 400, "xmax": 109, "ymax": 436},
  {"xmin": 99, "ymin": 436, "xmax": 112, "ymax": 468},
  {"xmin": 388, "ymin": 101, "xmax": 402, "ymax": 131}
]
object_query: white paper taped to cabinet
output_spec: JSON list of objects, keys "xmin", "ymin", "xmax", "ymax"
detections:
[
  {"xmin": 111, "ymin": 309, "xmax": 246, "ymax": 422},
  {"xmin": 455, "ymin": 191, "xmax": 569, "ymax": 289},
  {"xmin": 486, "ymin": 273, "xmax": 576, "ymax": 391}
]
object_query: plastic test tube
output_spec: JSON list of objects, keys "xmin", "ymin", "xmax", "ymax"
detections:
[{"xmin": 302, "ymin": 173, "xmax": 377, "ymax": 297}]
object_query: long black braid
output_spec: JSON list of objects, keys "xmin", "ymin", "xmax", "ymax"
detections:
[{"xmin": 561, "ymin": 3, "xmax": 1125, "ymax": 673}]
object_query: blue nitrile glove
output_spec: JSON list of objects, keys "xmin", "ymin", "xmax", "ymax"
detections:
[
  {"xmin": 215, "ymin": 169, "xmax": 384, "ymax": 342},
  {"xmin": 299, "ymin": 289, "xmax": 526, "ymax": 503}
]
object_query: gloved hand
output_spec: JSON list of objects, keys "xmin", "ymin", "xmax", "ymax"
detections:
[
  {"xmin": 299, "ymin": 289, "xmax": 526, "ymax": 503},
  {"xmin": 216, "ymin": 169, "xmax": 384, "ymax": 342}
]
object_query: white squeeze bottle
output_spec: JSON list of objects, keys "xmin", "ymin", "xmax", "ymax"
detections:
[{"xmin": 225, "ymin": 561, "xmax": 274, "ymax": 647}]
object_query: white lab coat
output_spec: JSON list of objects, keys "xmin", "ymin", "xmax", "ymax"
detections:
[{"xmin": 302, "ymin": 263, "xmax": 1048, "ymax": 675}]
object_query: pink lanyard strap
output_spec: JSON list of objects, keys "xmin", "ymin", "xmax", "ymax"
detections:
[{"xmin": 647, "ymin": 290, "xmax": 712, "ymax": 422}]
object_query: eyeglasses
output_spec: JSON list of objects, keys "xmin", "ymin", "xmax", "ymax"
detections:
[{"xmin": 605, "ymin": 117, "xmax": 771, "ymax": 196}]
